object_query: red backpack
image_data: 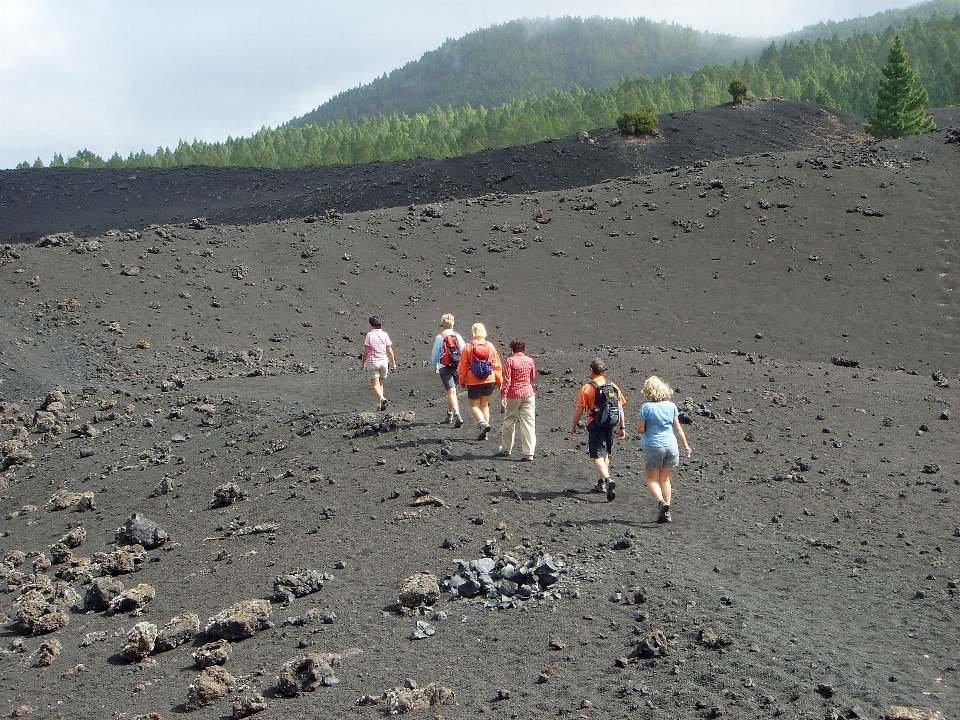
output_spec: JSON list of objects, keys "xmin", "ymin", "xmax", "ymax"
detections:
[{"xmin": 441, "ymin": 334, "xmax": 461, "ymax": 368}]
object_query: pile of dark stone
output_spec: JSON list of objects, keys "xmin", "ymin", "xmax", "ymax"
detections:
[{"xmin": 440, "ymin": 552, "xmax": 564, "ymax": 608}]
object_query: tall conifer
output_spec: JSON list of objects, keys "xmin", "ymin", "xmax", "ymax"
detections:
[{"xmin": 864, "ymin": 35, "xmax": 936, "ymax": 138}]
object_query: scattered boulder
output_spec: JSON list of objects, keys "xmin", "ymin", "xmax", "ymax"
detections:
[
  {"xmin": 211, "ymin": 483, "xmax": 247, "ymax": 508},
  {"xmin": 105, "ymin": 583, "xmax": 155, "ymax": 615},
  {"xmin": 205, "ymin": 599, "xmax": 272, "ymax": 640},
  {"xmin": 154, "ymin": 613, "xmax": 200, "ymax": 652},
  {"xmin": 193, "ymin": 639, "xmax": 231, "ymax": 668},
  {"xmin": 630, "ymin": 629, "xmax": 670, "ymax": 659},
  {"xmin": 13, "ymin": 590, "xmax": 69, "ymax": 635},
  {"xmin": 95, "ymin": 544, "xmax": 147, "ymax": 575},
  {"xmin": 372, "ymin": 682, "xmax": 455, "ymax": 714},
  {"xmin": 85, "ymin": 577, "xmax": 125, "ymax": 611},
  {"xmin": 36, "ymin": 638, "xmax": 62, "ymax": 667},
  {"xmin": 186, "ymin": 666, "xmax": 236, "ymax": 711},
  {"xmin": 46, "ymin": 491, "xmax": 95, "ymax": 512},
  {"xmin": 272, "ymin": 569, "xmax": 327, "ymax": 603},
  {"xmin": 398, "ymin": 572, "xmax": 440, "ymax": 609},
  {"xmin": 32, "ymin": 410, "xmax": 65, "ymax": 435},
  {"xmin": 149, "ymin": 476, "xmax": 176, "ymax": 498},
  {"xmin": 698, "ymin": 626, "xmax": 734, "ymax": 649},
  {"xmin": 276, "ymin": 652, "xmax": 344, "ymax": 695},
  {"xmin": 122, "ymin": 621, "xmax": 158, "ymax": 662},
  {"xmin": 116, "ymin": 513, "xmax": 168, "ymax": 549},
  {"xmin": 232, "ymin": 691, "xmax": 268, "ymax": 718}
]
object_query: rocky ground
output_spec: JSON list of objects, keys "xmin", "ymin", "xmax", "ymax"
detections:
[{"xmin": 0, "ymin": 100, "xmax": 957, "ymax": 720}]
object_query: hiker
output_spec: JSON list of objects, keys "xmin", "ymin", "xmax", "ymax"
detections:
[
  {"xmin": 360, "ymin": 315, "xmax": 397, "ymax": 411},
  {"xmin": 458, "ymin": 322, "xmax": 503, "ymax": 440},
  {"xmin": 637, "ymin": 375, "xmax": 691, "ymax": 524},
  {"xmin": 430, "ymin": 313, "xmax": 465, "ymax": 427},
  {"xmin": 570, "ymin": 357, "xmax": 626, "ymax": 502},
  {"xmin": 498, "ymin": 338, "xmax": 536, "ymax": 461}
]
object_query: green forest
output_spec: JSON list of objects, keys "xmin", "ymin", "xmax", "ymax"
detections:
[
  {"xmin": 290, "ymin": 0, "xmax": 959, "ymax": 127},
  {"xmin": 23, "ymin": 11, "xmax": 960, "ymax": 171}
]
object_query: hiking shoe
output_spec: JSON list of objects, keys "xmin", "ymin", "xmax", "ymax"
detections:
[
  {"xmin": 452, "ymin": 415, "xmax": 464, "ymax": 429},
  {"xmin": 496, "ymin": 446, "xmax": 510, "ymax": 457},
  {"xmin": 520, "ymin": 455, "xmax": 534, "ymax": 462},
  {"xmin": 379, "ymin": 398, "xmax": 388, "ymax": 411},
  {"xmin": 590, "ymin": 480, "xmax": 607, "ymax": 494},
  {"xmin": 606, "ymin": 479, "xmax": 617, "ymax": 502},
  {"xmin": 658, "ymin": 503, "xmax": 672, "ymax": 524},
  {"xmin": 478, "ymin": 424, "xmax": 492, "ymax": 441},
  {"xmin": 445, "ymin": 411, "xmax": 454, "ymax": 424}
]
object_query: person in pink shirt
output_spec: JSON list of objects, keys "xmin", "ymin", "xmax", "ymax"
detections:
[
  {"xmin": 498, "ymin": 338, "xmax": 537, "ymax": 461},
  {"xmin": 360, "ymin": 315, "xmax": 396, "ymax": 411}
]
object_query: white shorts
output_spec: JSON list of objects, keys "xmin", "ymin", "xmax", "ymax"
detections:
[{"xmin": 369, "ymin": 364, "xmax": 389, "ymax": 380}]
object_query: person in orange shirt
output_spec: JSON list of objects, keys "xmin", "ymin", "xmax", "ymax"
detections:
[
  {"xmin": 458, "ymin": 322, "xmax": 503, "ymax": 441},
  {"xmin": 570, "ymin": 357, "xmax": 626, "ymax": 502}
]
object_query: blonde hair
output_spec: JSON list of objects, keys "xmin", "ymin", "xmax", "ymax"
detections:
[
  {"xmin": 643, "ymin": 375, "xmax": 674, "ymax": 402},
  {"xmin": 440, "ymin": 313, "xmax": 455, "ymax": 329},
  {"xmin": 471, "ymin": 322, "xmax": 487, "ymax": 339}
]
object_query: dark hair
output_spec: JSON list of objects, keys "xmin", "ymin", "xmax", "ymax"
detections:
[
  {"xmin": 369, "ymin": 315, "xmax": 383, "ymax": 328},
  {"xmin": 589, "ymin": 357, "xmax": 605, "ymax": 375},
  {"xmin": 509, "ymin": 338, "xmax": 525, "ymax": 353}
]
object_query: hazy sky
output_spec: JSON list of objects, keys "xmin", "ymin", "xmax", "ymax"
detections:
[{"xmin": 0, "ymin": 0, "xmax": 918, "ymax": 168}]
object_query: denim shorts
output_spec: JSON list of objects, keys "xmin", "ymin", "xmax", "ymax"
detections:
[
  {"xmin": 643, "ymin": 444, "xmax": 679, "ymax": 470},
  {"xmin": 438, "ymin": 367, "xmax": 458, "ymax": 390}
]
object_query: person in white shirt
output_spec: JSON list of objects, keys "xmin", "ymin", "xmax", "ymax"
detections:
[{"xmin": 360, "ymin": 315, "xmax": 397, "ymax": 411}]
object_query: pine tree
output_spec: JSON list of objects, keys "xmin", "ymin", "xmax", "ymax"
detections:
[{"xmin": 864, "ymin": 35, "xmax": 936, "ymax": 138}]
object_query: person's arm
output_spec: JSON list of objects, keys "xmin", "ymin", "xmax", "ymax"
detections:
[
  {"xmin": 430, "ymin": 335, "xmax": 443, "ymax": 369},
  {"xmin": 617, "ymin": 401, "xmax": 626, "ymax": 439},
  {"xmin": 636, "ymin": 418, "xmax": 646, "ymax": 435},
  {"xmin": 492, "ymin": 345, "xmax": 504, "ymax": 386},
  {"xmin": 458, "ymin": 343, "xmax": 471, "ymax": 386},
  {"xmin": 360, "ymin": 344, "xmax": 370, "ymax": 368},
  {"xmin": 500, "ymin": 358, "xmax": 512, "ymax": 405},
  {"xmin": 673, "ymin": 416, "xmax": 692, "ymax": 457},
  {"xmin": 570, "ymin": 406, "xmax": 584, "ymax": 434},
  {"xmin": 387, "ymin": 344, "xmax": 396, "ymax": 370}
]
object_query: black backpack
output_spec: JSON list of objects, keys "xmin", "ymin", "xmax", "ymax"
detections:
[
  {"xmin": 470, "ymin": 341, "xmax": 493, "ymax": 379},
  {"xmin": 441, "ymin": 334, "xmax": 461, "ymax": 368},
  {"xmin": 591, "ymin": 381, "xmax": 621, "ymax": 428}
]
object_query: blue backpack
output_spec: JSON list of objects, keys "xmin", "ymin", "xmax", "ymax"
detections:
[{"xmin": 470, "ymin": 341, "xmax": 493, "ymax": 379}]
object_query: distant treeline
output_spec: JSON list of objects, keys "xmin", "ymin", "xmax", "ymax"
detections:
[{"xmin": 23, "ymin": 13, "xmax": 960, "ymax": 170}]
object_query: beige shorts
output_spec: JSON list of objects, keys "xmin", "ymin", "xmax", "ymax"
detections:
[{"xmin": 368, "ymin": 364, "xmax": 389, "ymax": 380}]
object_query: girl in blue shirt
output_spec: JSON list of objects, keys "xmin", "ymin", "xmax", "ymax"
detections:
[{"xmin": 636, "ymin": 375, "xmax": 692, "ymax": 523}]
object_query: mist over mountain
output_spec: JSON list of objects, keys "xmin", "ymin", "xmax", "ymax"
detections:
[{"xmin": 289, "ymin": 1, "xmax": 960, "ymax": 128}]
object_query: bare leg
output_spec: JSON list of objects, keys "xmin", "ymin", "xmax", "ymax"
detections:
[
  {"xmin": 658, "ymin": 468, "xmax": 672, "ymax": 505},
  {"xmin": 593, "ymin": 455, "xmax": 611, "ymax": 479},
  {"xmin": 469, "ymin": 397, "xmax": 485, "ymax": 423},
  {"xmin": 370, "ymin": 377, "xmax": 384, "ymax": 403},
  {"xmin": 445, "ymin": 386, "xmax": 459, "ymax": 414},
  {"xmin": 478, "ymin": 397, "xmax": 491, "ymax": 425},
  {"xmin": 645, "ymin": 469, "xmax": 665, "ymax": 503}
]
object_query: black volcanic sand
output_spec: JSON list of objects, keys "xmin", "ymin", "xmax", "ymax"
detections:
[
  {"xmin": 0, "ymin": 101, "xmax": 957, "ymax": 720},
  {"xmin": 0, "ymin": 101, "xmax": 868, "ymax": 244}
]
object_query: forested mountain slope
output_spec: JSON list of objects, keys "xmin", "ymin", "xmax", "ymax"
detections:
[
  {"xmin": 290, "ymin": 1, "xmax": 960, "ymax": 127},
  {"xmin": 290, "ymin": 17, "xmax": 762, "ymax": 127}
]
